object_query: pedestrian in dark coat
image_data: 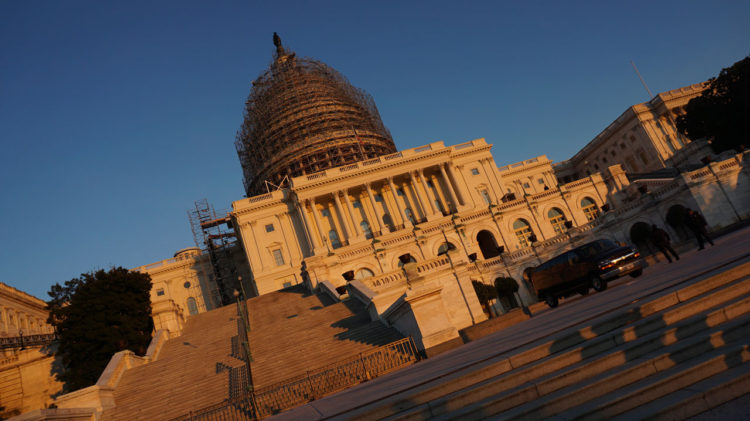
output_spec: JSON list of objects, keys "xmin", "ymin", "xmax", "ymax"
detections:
[
  {"xmin": 686, "ymin": 209, "xmax": 714, "ymax": 250},
  {"xmin": 650, "ymin": 224, "xmax": 680, "ymax": 263}
]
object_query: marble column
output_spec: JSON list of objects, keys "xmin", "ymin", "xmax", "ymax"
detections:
[
  {"xmin": 365, "ymin": 183, "xmax": 383, "ymax": 234},
  {"xmin": 342, "ymin": 189, "xmax": 362, "ymax": 239},
  {"xmin": 309, "ymin": 199, "xmax": 329, "ymax": 250},
  {"xmin": 388, "ymin": 176, "xmax": 412, "ymax": 227},
  {"xmin": 408, "ymin": 171, "xmax": 429, "ymax": 221},
  {"xmin": 297, "ymin": 200, "xmax": 320, "ymax": 251},
  {"xmin": 332, "ymin": 193, "xmax": 351, "ymax": 242},
  {"xmin": 455, "ymin": 164, "xmax": 476, "ymax": 207},
  {"xmin": 440, "ymin": 163, "xmax": 460, "ymax": 212},
  {"xmin": 479, "ymin": 159, "xmax": 501, "ymax": 203},
  {"xmin": 417, "ymin": 169, "xmax": 438, "ymax": 217}
]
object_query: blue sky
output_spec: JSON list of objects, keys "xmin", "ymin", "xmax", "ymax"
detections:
[{"xmin": 1, "ymin": 1, "xmax": 748, "ymax": 300}]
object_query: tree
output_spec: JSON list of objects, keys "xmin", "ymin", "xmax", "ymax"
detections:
[
  {"xmin": 46, "ymin": 267, "xmax": 153, "ymax": 391},
  {"xmin": 676, "ymin": 56, "xmax": 750, "ymax": 153},
  {"xmin": 471, "ymin": 280, "xmax": 497, "ymax": 317}
]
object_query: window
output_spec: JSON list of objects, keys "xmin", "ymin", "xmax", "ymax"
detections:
[
  {"xmin": 404, "ymin": 208, "xmax": 416, "ymax": 224},
  {"xmin": 523, "ymin": 182, "xmax": 530, "ymax": 189},
  {"xmin": 360, "ymin": 220, "xmax": 373, "ymax": 239},
  {"xmin": 594, "ymin": 164, "xmax": 599, "ymax": 170},
  {"xmin": 427, "ymin": 180, "xmax": 434, "ymax": 188},
  {"xmin": 396, "ymin": 188, "xmax": 405, "ymax": 196},
  {"xmin": 611, "ymin": 150, "xmax": 616, "ymax": 156},
  {"xmin": 187, "ymin": 297, "xmax": 199, "ymax": 316},
  {"xmin": 353, "ymin": 200, "xmax": 362, "ymax": 208},
  {"xmin": 435, "ymin": 199, "xmax": 446, "ymax": 214},
  {"xmin": 638, "ymin": 149, "xmax": 649, "ymax": 164},
  {"xmin": 354, "ymin": 268, "xmax": 375, "ymax": 280},
  {"xmin": 183, "ymin": 281, "xmax": 191, "ymax": 289},
  {"xmin": 374, "ymin": 194, "xmax": 383, "ymax": 202},
  {"xmin": 602, "ymin": 157, "xmax": 608, "ymax": 164},
  {"xmin": 581, "ymin": 197, "xmax": 600, "ymax": 221},
  {"xmin": 382, "ymin": 214, "xmax": 394, "ymax": 229},
  {"xmin": 321, "ymin": 208, "xmax": 330, "ymax": 217},
  {"xmin": 283, "ymin": 281, "xmax": 292, "ymax": 288},
  {"xmin": 397, "ymin": 254, "xmax": 417, "ymax": 268},
  {"xmin": 265, "ymin": 224, "xmax": 274, "ymax": 233},
  {"xmin": 537, "ymin": 178, "xmax": 544, "ymax": 184},
  {"xmin": 156, "ymin": 289, "xmax": 165, "ymax": 296},
  {"xmin": 272, "ymin": 249, "xmax": 285, "ymax": 265},
  {"xmin": 620, "ymin": 143, "xmax": 626, "ymax": 150},
  {"xmin": 513, "ymin": 219, "xmax": 533, "ymax": 248},
  {"xmin": 548, "ymin": 208, "xmax": 567, "ymax": 235},
  {"xmin": 437, "ymin": 242, "xmax": 456, "ymax": 255},
  {"xmin": 480, "ymin": 189, "xmax": 491, "ymax": 205},
  {"xmin": 328, "ymin": 230, "xmax": 342, "ymax": 249},
  {"xmin": 471, "ymin": 168, "xmax": 480, "ymax": 175}
]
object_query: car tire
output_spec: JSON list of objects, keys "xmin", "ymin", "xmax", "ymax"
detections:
[
  {"xmin": 545, "ymin": 294, "xmax": 559, "ymax": 308},
  {"xmin": 592, "ymin": 275, "xmax": 607, "ymax": 292},
  {"xmin": 629, "ymin": 269, "xmax": 643, "ymax": 278}
]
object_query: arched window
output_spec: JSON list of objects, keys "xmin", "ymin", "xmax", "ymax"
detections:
[
  {"xmin": 437, "ymin": 242, "xmax": 456, "ymax": 256},
  {"xmin": 513, "ymin": 219, "xmax": 533, "ymax": 248},
  {"xmin": 329, "ymin": 230, "xmax": 342, "ymax": 249},
  {"xmin": 397, "ymin": 254, "xmax": 417, "ymax": 268},
  {"xmin": 354, "ymin": 268, "xmax": 375, "ymax": 280},
  {"xmin": 476, "ymin": 230, "xmax": 501, "ymax": 259},
  {"xmin": 360, "ymin": 220, "xmax": 373, "ymax": 239},
  {"xmin": 581, "ymin": 197, "xmax": 600, "ymax": 221},
  {"xmin": 187, "ymin": 297, "xmax": 199, "ymax": 316},
  {"xmin": 548, "ymin": 208, "xmax": 567, "ymax": 235}
]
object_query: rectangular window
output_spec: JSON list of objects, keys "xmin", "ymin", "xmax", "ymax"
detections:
[
  {"xmin": 471, "ymin": 168, "xmax": 480, "ymax": 175},
  {"xmin": 321, "ymin": 209, "xmax": 330, "ymax": 217},
  {"xmin": 523, "ymin": 182, "xmax": 530, "ymax": 189},
  {"xmin": 265, "ymin": 224, "xmax": 274, "ymax": 233},
  {"xmin": 396, "ymin": 188, "xmax": 405, "ymax": 196},
  {"xmin": 283, "ymin": 282, "xmax": 292, "ymax": 288},
  {"xmin": 272, "ymin": 249, "xmax": 285, "ymax": 266},
  {"xmin": 374, "ymin": 194, "xmax": 383, "ymax": 202},
  {"xmin": 537, "ymin": 178, "xmax": 544, "ymax": 184},
  {"xmin": 156, "ymin": 289, "xmax": 165, "ymax": 296},
  {"xmin": 426, "ymin": 180, "xmax": 434, "ymax": 188},
  {"xmin": 352, "ymin": 200, "xmax": 362, "ymax": 208}
]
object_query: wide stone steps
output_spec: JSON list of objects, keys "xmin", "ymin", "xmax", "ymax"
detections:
[
  {"xmin": 104, "ymin": 304, "xmax": 242, "ymax": 421},
  {"xmin": 331, "ymin": 267, "xmax": 750, "ymax": 420},
  {"xmin": 246, "ymin": 288, "xmax": 404, "ymax": 387}
]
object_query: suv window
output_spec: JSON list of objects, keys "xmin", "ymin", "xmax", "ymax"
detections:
[{"xmin": 577, "ymin": 240, "xmax": 617, "ymax": 258}]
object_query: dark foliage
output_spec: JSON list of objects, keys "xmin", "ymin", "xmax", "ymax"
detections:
[
  {"xmin": 494, "ymin": 277, "xmax": 519, "ymax": 296},
  {"xmin": 46, "ymin": 267, "xmax": 153, "ymax": 391},
  {"xmin": 677, "ymin": 56, "xmax": 750, "ymax": 153}
]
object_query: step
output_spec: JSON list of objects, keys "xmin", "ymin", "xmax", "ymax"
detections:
[
  {"xmin": 331, "ymin": 276, "xmax": 750, "ymax": 420},
  {"xmin": 615, "ymin": 358, "xmax": 750, "ymax": 420},
  {"xmin": 392, "ymin": 296, "xmax": 750, "ymax": 420}
]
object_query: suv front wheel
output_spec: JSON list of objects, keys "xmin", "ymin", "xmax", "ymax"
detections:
[
  {"xmin": 545, "ymin": 294, "xmax": 559, "ymax": 308},
  {"xmin": 591, "ymin": 275, "xmax": 607, "ymax": 292}
]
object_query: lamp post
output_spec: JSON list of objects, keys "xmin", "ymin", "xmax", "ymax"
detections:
[{"xmin": 234, "ymin": 286, "xmax": 258, "ymax": 417}]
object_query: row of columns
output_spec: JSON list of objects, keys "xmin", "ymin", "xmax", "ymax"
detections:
[
  {"xmin": 295, "ymin": 163, "xmax": 471, "ymax": 253},
  {"xmin": 0, "ymin": 306, "xmax": 50, "ymax": 335}
]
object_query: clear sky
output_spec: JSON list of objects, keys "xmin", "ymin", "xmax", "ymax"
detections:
[{"xmin": 1, "ymin": 1, "xmax": 748, "ymax": 300}]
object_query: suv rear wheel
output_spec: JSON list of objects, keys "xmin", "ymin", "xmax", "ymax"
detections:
[
  {"xmin": 545, "ymin": 294, "xmax": 559, "ymax": 308},
  {"xmin": 629, "ymin": 269, "xmax": 643, "ymax": 278},
  {"xmin": 592, "ymin": 275, "xmax": 607, "ymax": 292}
]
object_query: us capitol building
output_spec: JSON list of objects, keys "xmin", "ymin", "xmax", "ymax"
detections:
[{"xmin": 129, "ymin": 35, "xmax": 750, "ymax": 349}]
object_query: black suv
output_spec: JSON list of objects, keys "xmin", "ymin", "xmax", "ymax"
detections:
[{"xmin": 529, "ymin": 239, "xmax": 644, "ymax": 308}]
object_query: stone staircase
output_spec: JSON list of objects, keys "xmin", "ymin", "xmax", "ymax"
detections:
[
  {"xmin": 315, "ymin": 262, "xmax": 750, "ymax": 420},
  {"xmin": 102, "ymin": 285, "xmax": 403, "ymax": 420},
  {"xmin": 247, "ymin": 285, "xmax": 404, "ymax": 387}
]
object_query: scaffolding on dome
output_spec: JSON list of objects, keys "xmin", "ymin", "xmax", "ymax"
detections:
[
  {"xmin": 188, "ymin": 199, "xmax": 239, "ymax": 307},
  {"xmin": 235, "ymin": 33, "xmax": 397, "ymax": 197}
]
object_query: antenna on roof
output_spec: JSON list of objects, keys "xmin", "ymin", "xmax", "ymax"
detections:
[{"xmin": 630, "ymin": 60, "xmax": 654, "ymax": 99}]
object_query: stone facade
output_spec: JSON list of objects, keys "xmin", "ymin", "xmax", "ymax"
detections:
[
  {"xmin": 555, "ymin": 83, "xmax": 711, "ymax": 182},
  {"xmin": 0, "ymin": 284, "xmax": 60, "ymax": 419}
]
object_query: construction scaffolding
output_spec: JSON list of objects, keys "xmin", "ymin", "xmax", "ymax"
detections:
[
  {"xmin": 235, "ymin": 33, "xmax": 397, "ymax": 197},
  {"xmin": 188, "ymin": 199, "xmax": 239, "ymax": 307}
]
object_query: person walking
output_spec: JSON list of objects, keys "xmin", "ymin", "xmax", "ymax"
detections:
[
  {"xmin": 686, "ymin": 209, "xmax": 714, "ymax": 250},
  {"xmin": 650, "ymin": 224, "xmax": 680, "ymax": 263}
]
